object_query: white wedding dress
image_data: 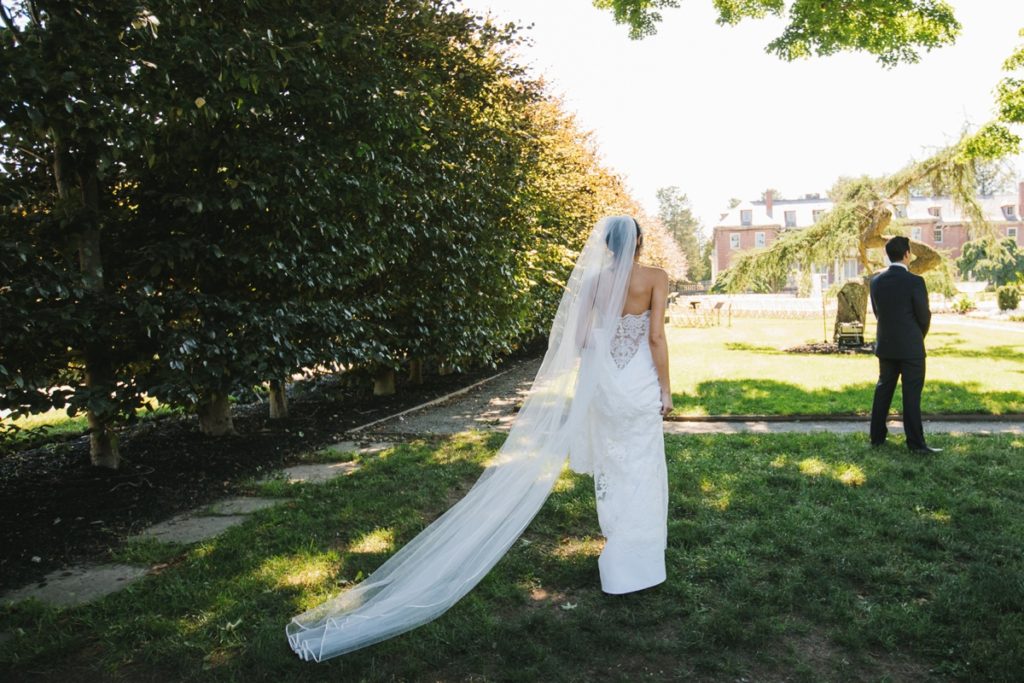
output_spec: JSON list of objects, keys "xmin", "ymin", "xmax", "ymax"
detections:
[{"xmin": 571, "ymin": 309, "xmax": 668, "ymax": 593}]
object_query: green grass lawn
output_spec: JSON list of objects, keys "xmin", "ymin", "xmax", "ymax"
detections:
[
  {"xmin": 2, "ymin": 398, "xmax": 171, "ymax": 447},
  {"xmin": 3, "ymin": 431, "xmax": 1022, "ymax": 681},
  {"xmin": 668, "ymin": 318, "xmax": 1024, "ymax": 416}
]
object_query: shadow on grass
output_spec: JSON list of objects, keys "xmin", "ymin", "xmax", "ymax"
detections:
[
  {"xmin": 929, "ymin": 344, "xmax": 1024, "ymax": 362},
  {"xmin": 673, "ymin": 378, "xmax": 1024, "ymax": 415},
  {"xmin": 723, "ymin": 342, "xmax": 785, "ymax": 354}
]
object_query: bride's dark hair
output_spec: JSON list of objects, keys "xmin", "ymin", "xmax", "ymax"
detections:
[{"xmin": 605, "ymin": 217, "xmax": 642, "ymax": 258}]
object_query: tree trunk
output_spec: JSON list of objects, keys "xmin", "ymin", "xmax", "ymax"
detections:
[
  {"xmin": 56, "ymin": 136, "xmax": 120, "ymax": 469},
  {"xmin": 407, "ymin": 358, "xmax": 423, "ymax": 385},
  {"xmin": 198, "ymin": 393, "xmax": 236, "ymax": 435},
  {"xmin": 833, "ymin": 280, "xmax": 868, "ymax": 342},
  {"xmin": 85, "ymin": 360, "xmax": 120, "ymax": 469},
  {"xmin": 373, "ymin": 368, "xmax": 396, "ymax": 396},
  {"xmin": 268, "ymin": 379, "xmax": 289, "ymax": 419},
  {"xmin": 438, "ymin": 362, "xmax": 455, "ymax": 376}
]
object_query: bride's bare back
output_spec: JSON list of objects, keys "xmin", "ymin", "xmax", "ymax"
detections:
[
  {"xmin": 623, "ymin": 263, "xmax": 672, "ymax": 415},
  {"xmin": 622, "ymin": 263, "xmax": 668, "ymax": 316}
]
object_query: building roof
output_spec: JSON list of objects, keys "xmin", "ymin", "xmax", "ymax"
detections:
[{"xmin": 713, "ymin": 191, "xmax": 1021, "ymax": 230}]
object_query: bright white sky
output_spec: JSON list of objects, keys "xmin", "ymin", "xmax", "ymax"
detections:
[{"xmin": 459, "ymin": 0, "xmax": 1024, "ymax": 233}]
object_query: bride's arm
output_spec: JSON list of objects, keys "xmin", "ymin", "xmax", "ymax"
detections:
[{"xmin": 648, "ymin": 270, "xmax": 673, "ymax": 415}]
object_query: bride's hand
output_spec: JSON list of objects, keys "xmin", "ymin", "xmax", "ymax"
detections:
[{"xmin": 660, "ymin": 389, "xmax": 673, "ymax": 417}]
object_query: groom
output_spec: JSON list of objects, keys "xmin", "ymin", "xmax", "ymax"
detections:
[{"xmin": 869, "ymin": 236, "xmax": 941, "ymax": 454}]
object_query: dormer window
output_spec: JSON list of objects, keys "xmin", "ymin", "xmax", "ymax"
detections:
[
  {"xmin": 784, "ymin": 210, "xmax": 797, "ymax": 227},
  {"xmin": 1002, "ymin": 205, "xmax": 1018, "ymax": 220},
  {"xmin": 812, "ymin": 209, "xmax": 825, "ymax": 222},
  {"xmin": 928, "ymin": 206, "xmax": 941, "ymax": 218},
  {"xmin": 740, "ymin": 210, "xmax": 752, "ymax": 227}
]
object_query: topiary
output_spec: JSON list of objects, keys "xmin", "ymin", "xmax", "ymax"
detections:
[{"xmin": 997, "ymin": 285, "xmax": 1021, "ymax": 311}]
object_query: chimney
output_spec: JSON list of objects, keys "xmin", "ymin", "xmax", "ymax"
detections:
[{"xmin": 765, "ymin": 189, "xmax": 774, "ymax": 218}]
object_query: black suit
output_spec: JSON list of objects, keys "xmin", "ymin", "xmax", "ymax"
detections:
[{"xmin": 869, "ymin": 264, "xmax": 932, "ymax": 449}]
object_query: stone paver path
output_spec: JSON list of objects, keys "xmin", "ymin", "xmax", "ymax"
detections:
[
  {"xmin": 206, "ymin": 496, "xmax": 280, "ymax": 515},
  {"xmin": 270, "ymin": 461, "xmax": 361, "ymax": 484},
  {"xmin": 2, "ymin": 440, "xmax": 391, "ymax": 608},
  {"xmin": 1, "ymin": 564, "xmax": 148, "ymax": 608},
  {"xmin": 364, "ymin": 359, "xmax": 539, "ymax": 436},
  {"xmin": 135, "ymin": 511, "xmax": 252, "ymax": 545}
]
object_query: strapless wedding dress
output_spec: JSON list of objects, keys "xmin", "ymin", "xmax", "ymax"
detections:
[{"xmin": 571, "ymin": 310, "xmax": 668, "ymax": 594}]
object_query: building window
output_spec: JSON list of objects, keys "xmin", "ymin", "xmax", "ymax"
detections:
[
  {"xmin": 843, "ymin": 259, "xmax": 859, "ymax": 280},
  {"xmin": 933, "ymin": 226, "xmax": 943, "ymax": 243},
  {"xmin": 928, "ymin": 206, "xmax": 941, "ymax": 218},
  {"xmin": 1003, "ymin": 205, "xmax": 1019, "ymax": 220},
  {"xmin": 893, "ymin": 204, "xmax": 908, "ymax": 218},
  {"xmin": 784, "ymin": 210, "xmax": 797, "ymax": 227},
  {"xmin": 755, "ymin": 232, "xmax": 766, "ymax": 248},
  {"xmin": 740, "ymin": 209, "xmax": 752, "ymax": 227},
  {"xmin": 812, "ymin": 209, "xmax": 825, "ymax": 222},
  {"xmin": 1009, "ymin": 227, "xmax": 1019, "ymax": 239},
  {"xmin": 911, "ymin": 226, "xmax": 922, "ymax": 241},
  {"xmin": 730, "ymin": 233, "xmax": 741, "ymax": 249}
]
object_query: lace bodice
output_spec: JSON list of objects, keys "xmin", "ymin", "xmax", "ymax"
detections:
[{"xmin": 610, "ymin": 310, "xmax": 650, "ymax": 369}]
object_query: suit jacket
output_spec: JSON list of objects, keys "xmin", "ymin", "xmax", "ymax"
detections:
[{"xmin": 870, "ymin": 265, "xmax": 931, "ymax": 359}]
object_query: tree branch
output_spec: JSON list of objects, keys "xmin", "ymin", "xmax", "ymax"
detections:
[{"xmin": 0, "ymin": 3, "xmax": 21, "ymax": 42}]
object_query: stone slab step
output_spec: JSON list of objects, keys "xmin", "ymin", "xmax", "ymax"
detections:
[
  {"xmin": 1, "ymin": 563, "xmax": 148, "ymax": 608},
  {"xmin": 135, "ymin": 513, "xmax": 248, "ymax": 545},
  {"xmin": 205, "ymin": 496, "xmax": 279, "ymax": 515}
]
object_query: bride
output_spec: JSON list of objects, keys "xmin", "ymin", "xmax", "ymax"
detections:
[{"xmin": 287, "ymin": 216, "xmax": 672, "ymax": 661}]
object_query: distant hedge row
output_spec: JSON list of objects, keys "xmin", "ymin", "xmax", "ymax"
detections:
[{"xmin": 0, "ymin": 1, "xmax": 660, "ymax": 467}]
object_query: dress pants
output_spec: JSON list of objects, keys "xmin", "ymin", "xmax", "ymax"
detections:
[{"xmin": 870, "ymin": 357, "xmax": 926, "ymax": 449}]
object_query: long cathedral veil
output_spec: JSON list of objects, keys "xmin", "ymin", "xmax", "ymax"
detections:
[{"xmin": 286, "ymin": 216, "xmax": 638, "ymax": 661}]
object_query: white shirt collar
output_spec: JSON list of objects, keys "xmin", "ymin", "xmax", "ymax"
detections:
[{"xmin": 889, "ymin": 262, "xmax": 908, "ymax": 270}]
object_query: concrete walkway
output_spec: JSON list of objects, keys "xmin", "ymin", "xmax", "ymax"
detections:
[
  {"xmin": 364, "ymin": 356, "xmax": 1021, "ymax": 437},
  {"xmin": 932, "ymin": 314, "xmax": 1024, "ymax": 334},
  {"xmin": 663, "ymin": 419, "xmax": 1021, "ymax": 435}
]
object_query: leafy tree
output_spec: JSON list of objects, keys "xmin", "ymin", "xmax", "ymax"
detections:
[
  {"xmin": 593, "ymin": 0, "xmax": 961, "ymax": 66},
  {"xmin": 0, "ymin": 1, "xmax": 161, "ymax": 467},
  {"xmin": 636, "ymin": 212, "xmax": 688, "ymax": 280},
  {"xmin": 957, "ymin": 238, "xmax": 1024, "ymax": 287},
  {"xmin": 695, "ymin": 236, "xmax": 714, "ymax": 283},
  {"xmin": 655, "ymin": 186, "xmax": 701, "ymax": 281}
]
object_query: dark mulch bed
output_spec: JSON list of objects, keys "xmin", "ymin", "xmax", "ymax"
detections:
[
  {"xmin": 0, "ymin": 348, "xmax": 540, "ymax": 592},
  {"xmin": 786, "ymin": 342, "xmax": 875, "ymax": 355}
]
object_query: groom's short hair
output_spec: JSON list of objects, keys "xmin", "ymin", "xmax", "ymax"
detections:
[{"xmin": 885, "ymin": 236, "xmax": 911, "ymax": 263}]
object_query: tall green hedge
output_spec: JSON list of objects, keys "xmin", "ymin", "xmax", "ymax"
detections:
[{"xmin": 1, "ymin": 1, "xmax": 642, "ymax": 467}]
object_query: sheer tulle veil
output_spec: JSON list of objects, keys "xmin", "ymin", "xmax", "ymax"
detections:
[{"xmin": 286, "ymin": 216, "xmax": 638, "ymax": 661}]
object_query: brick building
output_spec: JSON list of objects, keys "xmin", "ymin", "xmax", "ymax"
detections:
[{"xmin": 711, "ymin": 184, "xmax": 1024, "ymax": 284}]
